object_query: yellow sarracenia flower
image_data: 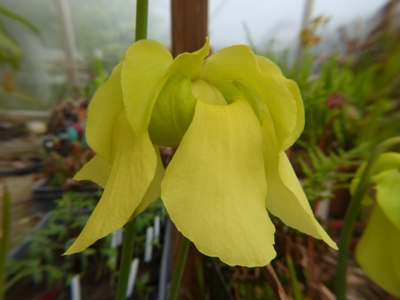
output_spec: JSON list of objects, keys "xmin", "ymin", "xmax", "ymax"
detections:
[
  {"xmin": 352, "ymin": 152, "xmax": 400, "ymax": 297},
  {"xmin": 65, "ymin": 38, "xmax": 336, "ymax": 266}
]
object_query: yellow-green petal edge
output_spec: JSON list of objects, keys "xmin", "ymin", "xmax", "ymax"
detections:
[
  {"xmin": 73, "ymin": 155, "xmax": 111, "ymax": 188},
  {"xmin": 262, "ymin": 113, "xmax": 337, "ymax": 249},
  {"xmin": 86, "ymin": 63, "xmax": 124, "ymax": 161}
]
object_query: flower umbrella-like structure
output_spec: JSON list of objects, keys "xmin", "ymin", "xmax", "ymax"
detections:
[{"xmin": 65, "ymin": 38, "xmax": 336, "ymax": 267}]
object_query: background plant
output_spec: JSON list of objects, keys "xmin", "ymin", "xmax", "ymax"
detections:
[{"xmin": 4, "ymin": 192, "xmax": 115, "ymax": 292}]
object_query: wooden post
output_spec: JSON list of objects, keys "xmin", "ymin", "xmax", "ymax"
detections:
[
  {"xmin": 170, "ymin": 1, "xmax": 208, "ymax": 299},
  {"xmin": 171, "ymin": 0, "xmax": 208, "ymax": 57}
]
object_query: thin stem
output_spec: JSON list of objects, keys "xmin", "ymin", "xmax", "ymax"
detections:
[
  {"xmin": 335, "ymin": 137, "xmax": 400, "ymax": 300},
  {"xmin": 135, "ymin": 0, "xmax": 148, "ymax": 41},
  {"xmin": 286, "ymin": 253, "xmax": 303, "ymax": 300},
  {"xmin": 168, "ymin": 235, "xmax": 191, "ymax": 300},
  {"xmin": 0, "ymin": 184, "xmax": 11, "ymax": 300},
  {"xmin": 115, "ymin": 219, "xmax": 136, "ymax": 300}
]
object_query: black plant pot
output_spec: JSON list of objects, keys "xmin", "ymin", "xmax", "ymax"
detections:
[
  {"xmin": 7, "ymin": 208, "xmax": 171, "ymax": 300},
  {"xmin": 0, "ymin": 156, "xmax": 42, "ymax": 176},
  {"xmin": 31, "ymin": 177, "xmax": 102, "ymax": 213},
  {"xmin": 8, "ymin": 209, "xmax": 92, "ymax": 260}
]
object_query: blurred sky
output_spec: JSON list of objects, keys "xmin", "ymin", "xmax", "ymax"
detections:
[
  {"xmin": 149, "ymin": 0, "xmax": 388, "ymax": 50},
  {"xmin": 0, "ymin": 0, "xmax": 390, "ymax": 108}
]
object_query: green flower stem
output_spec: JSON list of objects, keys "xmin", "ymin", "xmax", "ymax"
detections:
[
  {"xmin": 115, "ymin": 0, "xmax": 148, "ymax": 299},
  {"xmin": 135, "ymin": 0, "xmax": 148, "ymax": 41},
  {"xmin": 286, "ymin": 253, "xmax": 303, "ymax": 300},
  {"xmin": 115, "ymin": 219, "xmax": 136, "ymax": 300},
  {"xmin": 335, "ymin": 137, "xmax": 400, "ymax": 300},
  {"xmin": 0, "ymin": 184, "xmax": 10, "ymax": 300},
  {"xmin": 168, "ymin": 235, "xmax": 191, "ymax": 300}
]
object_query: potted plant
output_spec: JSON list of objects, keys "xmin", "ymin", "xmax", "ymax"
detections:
[{"xmin": 4, "ymin": 193, "xmax": 168, "ymax": 300}]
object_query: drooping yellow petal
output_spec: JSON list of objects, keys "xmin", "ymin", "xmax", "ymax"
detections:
[
  {"xmin": 122, "ymin": 40, "xmax": 173, "ymax": 134},
  {"xmin": 162, "ymin": 98, "xmax": 276, "ymax": 267},
  {"xmin": 356, "ymin": 205, "xmax": 400, "ymax": 297},
  {"xmin": 201, "ymin": 45, "xmax": 298, "ymax": 151},
  {"xmin": 73, "ymin": 155, "xmax": 111, "ymax": 188},
  {"xmin": 262, "ymin": 113, "xmax": 337, "ymax": 249},
  {"xmin": 73, "ymin": 150, "xmax": 164, "ymax": 212},
  {"xmin": 86, "ymin": 63, "xmax": 123, "ymax": 161},
  {"xmin": 257, "ymin": 56, "xmax": 304, "ymax": 148},
  {"xmin": 65, "ymin": 111, "xmax": 158, "ymax": 254},
  {"xmin": 375, "ymin": 170, "xmax": 400, "ymax": 231},
  {"xmin": 164, "ymin": 38, "xmax": 210, "ymax": 80},
  {"xmin": 130, "ymin": 146, "xmax": 165, "ymax": 220}
]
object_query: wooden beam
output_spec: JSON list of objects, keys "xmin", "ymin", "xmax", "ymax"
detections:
[
  {"xmin": 170, "ymin": 1, "xmax": 208, "ymax": 299},
  {"xmin": 171, "ymin": 0, "xmax": 208, "ymax": 57}
]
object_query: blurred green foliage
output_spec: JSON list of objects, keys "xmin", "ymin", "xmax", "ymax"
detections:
[
  {"xmin": 0, "ymin": 5, "xmax": 39, "ymax": 69},
  {"xmin": 5, "ymin": 193, "xmax": 112, "ymax": 291},
  {"xmin": 262, "ymin": 19, "xmax": 400, "ymax": 212},
  {"xmin": 267, "ymin": 30, "xmax": 400, "ymax": 152},
  {"xmin": 4, "ymin": 192, "xmax": 166, "ymax": 296}
]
